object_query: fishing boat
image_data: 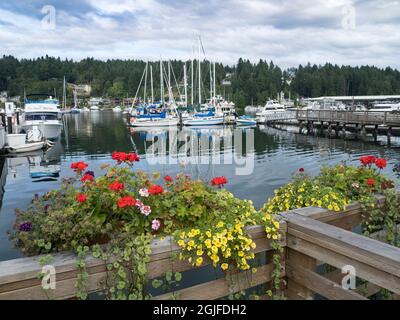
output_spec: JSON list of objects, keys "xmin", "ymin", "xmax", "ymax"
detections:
[
  {"xmin": 235, "ymin": 115, "xmax": 257, "ymax": 126},
  {"xmin": 20, "ymin": 94, "xmax": 63, "ymax": 140}
]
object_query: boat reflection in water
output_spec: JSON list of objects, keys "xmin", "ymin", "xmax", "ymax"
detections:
[
  {"xmin": 128, "ymin": 125, "xmax": 255, "ymax": 178},
  {"xmin": 7, "ymin": 139, "xmax": 63, "ymax": 182}
]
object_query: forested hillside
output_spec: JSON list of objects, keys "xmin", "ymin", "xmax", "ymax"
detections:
[{"xmin": 1, "ymin": 55, "xmax": 399, "ymax": 110}]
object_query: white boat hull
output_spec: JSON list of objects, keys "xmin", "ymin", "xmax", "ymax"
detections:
[
  {"xmin": 236, "ymin": 119, "xmax": 257, "ymax": 126},
  {"xmin": 183, "ymin": 117, "xmax": 224, "ymax": 126},
  {"xmin": 130, "ymin": 118, "xmax": 179, "ymax": 127},
  {"xmin": 21, "ymin": 122, "xmax": 63, "ymax": 140}
]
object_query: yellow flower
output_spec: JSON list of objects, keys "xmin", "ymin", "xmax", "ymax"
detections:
[
  {"xmin": 196, "ymin": 257, "xmax": 203, "ymax": 266},
  {"xmin": 204, "ymin": 239, "xmax": 212, "ymax": 248},
  {"xmin": 197, "ymin": 249, "xmax": 203, "ymax": 256},
  {"xmin": 221, "ymin": 263, "xmax": 229, "ymax": 270},
  {"xmin": 272, "ymin": 234, "xmax": 278, "ymax": 240},
  {"xmin": 188, "ymin": 240, "xmax": 195, "ymax": 247},
  {"xmin": 216, "ymin": 221, "xmax": 224, "ymax": 228},
  {"xmin": 177, "ymin": 240, "xmax": 185, "ymax": 247},
  {"xmin": 205, "ymin": 231, "xmax": 212, "ymax": 238}
]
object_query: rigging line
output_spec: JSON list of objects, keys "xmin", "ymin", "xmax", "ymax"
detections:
[{"xmin": 131, "ymin": 66, "xmax": 146, "ymax": 108}]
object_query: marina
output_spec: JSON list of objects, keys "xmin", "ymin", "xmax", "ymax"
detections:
[{"xmin": 1, "ymin": 0, "xmax": 400, "ymax": 303}]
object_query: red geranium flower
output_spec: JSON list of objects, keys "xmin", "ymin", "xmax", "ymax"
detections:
[
  {"xmin": 211, "ymin": 176, "xmax": 228, "ymax": 187},
  {"xmin": 117, "ymin": 196, "xmax": 136, "ymax": 208},
  {"xmin": 375, "ymin": 158, "xmax": 387, "ymax": 169},
  {"xmin": 299, "ymin": 168, "xmax": 305, "ymax": 172},
  {"xmin": 81, "ymin": 174, "xmax": 94, "ymax": 183},
  {"xmin": 360, "ymin": 155, "xmax": 376, "ymax": 166},
  {"xmin": 109, "ymin": 181, "xmax": 125, "ymax": 192},
  {"xmin": 112, "ymin": 151, "xmax": 128, "ymax": 162},
  {"xmin": 127, "ymin": 153, "xmax": 140, "ymax": 163},
  {"xmin": 148, "ymin": 185, "xmax": 164, "ymax": 195},
  {"xmin": 367, "ymin": 178, "xmax": 376, "ymax": 187},
  {"xmin": 76, "ymin": 193, "xmax": 87, "ymax": 203},
  {"xmin": 164, "ymin": 175, "xmax": 173, "ymax": 182},
  {"xmin": 71, "ymin": 161, "xmax": 89, "ymax": 172}
]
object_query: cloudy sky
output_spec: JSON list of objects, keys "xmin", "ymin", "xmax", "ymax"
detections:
[{"xmin": 0, "ymin": 0, "xmax": 399, "ymax": 68}]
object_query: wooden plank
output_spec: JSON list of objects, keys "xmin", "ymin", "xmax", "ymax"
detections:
[
  {"xmin": 0, "ymin": 271, "xmax": 106, "ymax": 300},
  {"xmin": 286, "ymin": 262, "xmax": 367, "ymax": 300},
  {"xmin": 153, "ymin": 263, "xmax": 281, "ymax": 300},
  {"xmin": 285, "ymin": 249, "xmax": 316, "ymax": 299},
  {"xmin": 284, "ymin": 213, "xmax": 400, "ymax": 278},
  {"xmin": 287, "ymin": 235, "xmax": 400, "ymax": 294}
]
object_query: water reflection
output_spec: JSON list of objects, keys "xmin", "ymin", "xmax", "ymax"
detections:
[{"xmin": 1, "ymin": 112, "xmax": 400, "ymax": 260}]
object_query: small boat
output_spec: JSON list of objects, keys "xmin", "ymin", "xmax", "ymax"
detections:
[
  {"xmin": 113, "ymin": 106, "xmax": 122, "ymax": 112},
  {"xmin": 183, "ymin": 116, "xmax": 224, "ymax": 126},
  {"xmin": 7, "ymin": 141, "xmax": 46, "ymax": 154},
  {"xmin": 130, "ymin": 117, "xmax": 179, "ymax": 127},
  {"xmin": 82, "ymin": 107, "xmax": 90, "ymax": 112},
  {"xmin": 90, "ymin": 105, "xmax": 100, "ymax": 111},
  {"xmin": 235, "ymin": 115, "xmax": 257, "ymax": 126}
]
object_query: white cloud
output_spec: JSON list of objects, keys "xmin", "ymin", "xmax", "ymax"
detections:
[{"xmin": 0, "ymin": 0, "xmax": 399, "ymax": 69}]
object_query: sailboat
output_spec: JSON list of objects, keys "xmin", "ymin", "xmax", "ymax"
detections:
[
  {"xmin": 129, "ymin": 61, "xmax": 179, "ymax": 127},
  {"xmin": 183, "ymin": 38, "xmax": 224, "ymax": 126}
]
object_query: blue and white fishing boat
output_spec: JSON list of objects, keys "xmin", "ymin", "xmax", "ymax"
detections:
[{"xmin": 235, "ymin": 115, "xmax": 257, "ymax": 126}]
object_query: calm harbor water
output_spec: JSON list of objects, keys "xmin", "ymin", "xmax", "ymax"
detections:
[{"xmin": 0, "ymin": 111, "xmax": 399, "ymax": 261}]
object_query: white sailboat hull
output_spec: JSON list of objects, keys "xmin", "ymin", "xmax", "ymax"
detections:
[
  {"xmin": 183, "ymin": 117, "xmax": 224, "ymax": 126},
  {"xmin": 130, "ymin": 118, "xmax": 179, "ymax": 127}
]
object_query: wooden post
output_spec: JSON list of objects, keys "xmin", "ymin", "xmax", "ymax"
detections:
[
  {"xmin": 387, "ymin": 126, "xmax": 392, "ymax": 145},
  {"xmin": 342, "ymin": 123, "xmax": 346, "ymax": 140},
  {"xmin": 16, "ymin": 112, "xmax": 20, "ymax": 125},
  {"xmin": 373, "ymin": 125, "xmax": 378, "ymax": 142},
  {"xmin": 286, "ymin": 247, "xmax": 316, "ymax": 299},
  {"xmin": 0, "ymin": 113, "xmax": 5, "ymax": 128},
  {"xmin": 7, "ymin": 117, "xmax": 12, "ymax": 134}
]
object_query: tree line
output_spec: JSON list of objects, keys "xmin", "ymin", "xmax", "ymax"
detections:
[{"xmin": 1, "ymin": 55, "xmax": 400, "ymax": 110}]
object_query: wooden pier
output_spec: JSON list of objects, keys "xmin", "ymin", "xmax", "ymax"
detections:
[
  {"xmin": 260, "ymin": 110, "xmax": 400, "ymax": 143},
  {"xmin": 0, "ymin": 196, "xmax": 399, "ymax": 300}
]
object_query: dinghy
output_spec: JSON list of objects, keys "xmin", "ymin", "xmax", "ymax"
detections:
[{"xmin": 235, "ymin": 115, "xmax": 257, "ymax": 126}]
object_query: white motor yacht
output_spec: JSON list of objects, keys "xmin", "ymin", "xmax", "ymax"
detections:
[{"xmin": 21, "ymin": 94, "xmax": 63, "ymax": 140}]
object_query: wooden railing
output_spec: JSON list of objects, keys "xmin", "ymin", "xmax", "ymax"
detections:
[{"xmin": 1, "ymin": 198, "xmax": 399, "ymax": 300}]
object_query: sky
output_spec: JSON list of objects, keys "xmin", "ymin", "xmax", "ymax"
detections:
[{"xmin": 0, "ymin": 0, "xmax": 399, "ymax": 69}]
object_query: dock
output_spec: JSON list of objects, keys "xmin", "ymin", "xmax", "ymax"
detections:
[{"xmin": 258, "ymin": 110, "xmax": 400, "ymax": 143}]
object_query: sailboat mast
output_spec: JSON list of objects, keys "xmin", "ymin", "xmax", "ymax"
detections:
[
  {"xmin": 168, "ymin": 61, "xmax": 171, "ymax": 103},
  {"xmin": 213, "ymin": 61, "xmax": 216, "ymax": 104},
  {"xmin": 209, "ymin": 62, "xmax": 213, "ymax": 103},
  {"xmin": 191, "ymin": 59, "xmax": 194, "ymax": 106},
  {"xmin": 143, "ymin": 62, "xmax": 148, "ymax": 104},
  {"xmin": 150, "ymin": 65, "xmax": 154, "ymax": 103},
  {"xmin": 160, "ymin": 60, "xmax": 163, "ymax": 104},
  {"xmin": 184, "ymin": 62, "xmax": 188, "ymax": 108},
  {"xmin": 198, "ymin": 39, "xmax": 201, "ymax": 106},
  {"xmin": 63, "ymin": 76, "xmax": 66, "ymax": 109}
]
